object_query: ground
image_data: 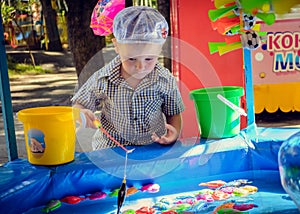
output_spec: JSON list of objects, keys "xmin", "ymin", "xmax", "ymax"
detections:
[{"xmin": 0, "ymin": 47, "xmax": 300, "ymax": 163}]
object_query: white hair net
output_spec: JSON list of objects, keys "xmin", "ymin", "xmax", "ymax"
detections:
[{"xmin": 113, "ymin": 6, "xmax": 169, "ymax": 44}]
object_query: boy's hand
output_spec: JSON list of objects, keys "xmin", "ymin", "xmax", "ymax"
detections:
[
  {"xmin": 73, "ymin": 104, "xmax": 98, "ymax": 129},
  {"xmin": 151, "ymin": 124, "xmax": 178, "ymax": 145},
  {"xmin": 80, "ymin": 108, "xmax": 98, "ymax": 129}
]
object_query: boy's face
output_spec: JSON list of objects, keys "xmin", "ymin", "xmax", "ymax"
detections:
[{"xmin": 113, "ymin": 40, "xmax": 163, "ymax": 80}]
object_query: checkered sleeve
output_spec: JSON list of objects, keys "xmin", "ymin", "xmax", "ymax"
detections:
[
  {"xmin": 71, "ymin": 72, "xmax": 101, "ymax": 112},
  {"xmin": 161, "ymin": 70, "xmax": 185, "ymax": 116}
]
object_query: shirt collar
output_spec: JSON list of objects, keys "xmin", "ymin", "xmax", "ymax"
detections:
[{"xmin": 97, "ymin": 55, "xmax": 169, "ymax": 84}]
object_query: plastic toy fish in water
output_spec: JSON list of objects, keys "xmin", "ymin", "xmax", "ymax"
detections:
[
  {"xmin": 213, "ymin": 202, "xmax": 235, "ymax": 214},
  {"xmin": 175, "ymin": 195, "xmax": 196, "ymax": 205},
  {"xmin": 122, "ymin": 209, "xmax": 135, "ymax": 214},
  {"xmin": 109, "ymin": 188, "xmax": 120, "ymax": 197},
  {"xmin": 153, "ymin": 197, "xmax": 173, "ymax": 211},
  {"xmin": 212, "ymin": 190, "xmax": 231, "ymax": 200},
  {"xmin": 161, "ymin": 211, "xmax": 178, "ymax": 214},
  {"xmin": 233, "ymin": 203, "xmax": 258, "ymax": 211},
  {"xmin": 153, "ymin": 202, "xmax": 171, "ymax": 211},
  {"xmin": 135, "ymin": 206, "xmax": 156, "ymax": 214},
  {"xmin": 216, "ymin": 208, "xmax": 249, "ymax": 214},
  {"xmin": 240, "ymin": 185, "xmax": 258, "ymax": 193},
  {"xmin": 41, "ymin": 199, "xmax": 61, "ymax": 213},
  {"xmin": 216, "ymin": 179, "xmax": 252, "ymax": 190},
  {"xmin": 195, "ymin": 193, "xmax": 214, "ymax": 202},
  {"xmin": 60, "ymin": 195, "xmax": 85, "ymax": 204},
  {"xmin": 87, "ymin": 191, "xmax": 107, "ymax": 200},
  {"xmin": 219, "ymin": 186, "xmax": 236, "ymax": 194},
  {"xmin": 199, "ymin": 180, "xmax": 226, "ymax": 189},
  {"xmin": 232, "ymin": 187, "xmax": 250, "ymax": 197},
  {"xmin": 170, "ymin": 203, "xmax": 192, "ymax": 212},
  {"xmin": 191, "ymin": 201, "xmax": 211, "ymax": 212},
  {"xmin": 141, "ymin": 183, "xmax": 160, "ymax": 193},
  {"xmin": 197, "ymin": 188, "xmax": 214, "ymax": 195},
  {"xmin": 126, "ymin": 186, "xmax": 139, "ymax": 196}
]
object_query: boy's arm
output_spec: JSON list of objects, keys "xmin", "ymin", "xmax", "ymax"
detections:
[
  {"xmin": 152, "ymin": 113, "xmax": 182, "ymax": 145},
  {"xmin": 166, "ymin": 113, "xmax": 182, "ymax": 139}
]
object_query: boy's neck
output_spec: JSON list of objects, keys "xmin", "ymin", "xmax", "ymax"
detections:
[{"xmin": 120, "ymin": 68, "xmax": 142, "ymax": 89}]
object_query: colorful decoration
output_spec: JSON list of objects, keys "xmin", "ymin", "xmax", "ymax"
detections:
[
  {"xmin": 90, "ymin": 0, "xmax": 125, "ymax": 36},
  {"xmin": 208, "ymin": 0, "xmax": 299, "ymax": 55}
]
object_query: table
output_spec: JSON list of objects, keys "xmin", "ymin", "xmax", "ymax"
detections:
[{"xmin": 1, "ymin": 127, "xmax": 300, "ymax": 213}]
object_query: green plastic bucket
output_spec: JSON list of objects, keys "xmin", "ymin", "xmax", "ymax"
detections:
[{"xmin": 190, "ymin": 86, "xmax": 244, "ymax": 138}]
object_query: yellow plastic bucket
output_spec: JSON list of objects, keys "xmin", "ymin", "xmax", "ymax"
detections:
[{"xmin": 18, "ymin": 106, "xmax": 76, "ymax": 165}]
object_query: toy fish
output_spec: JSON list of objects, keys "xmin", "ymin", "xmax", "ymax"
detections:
[
  {"xmin": 240, "ymin": 185, "xmax": 258, "ymax": 193},
  {"xmin": 232, "ymin": 187, "xmax": 250, "ymax": 197},
  {"xmin": 60, "ymin": 195, "xmax": 85, "ymax": 204},
  {"xmin": 126, "ymin": 186, "xmax": 139, "ymax": 196},
  {"xmin": 174, "ymin": 196, "xmax": 196, "ymax": 205},
  {"xmin": 233, "ymin": 203, "xmax": 258, "ymax": 211},
  {"xmin": 87, "ymin": 191, "xmax": 107, "ymax": 200},
  {"xmin": 122, "ymin": 209, "xmax": 135, "ymax": 214},
  {"xmin": 191, "ymin": 201, "xmax": 210, "ymax": 212},
  {"xmin": 219, "ymin": 186, "xmax": 236, "ymax": 194},
  {"xmin": 212, "ymin": 190, "xmax": 230, "ymax": 200},
  {"xmin": 199, "ymin": 180, "xmax": 226, "ymax": 189},
  {"xmin": 141, "ymin": 183, "xmax": 160, "ymax": 193},
  {"xmin": 216, "ymin": 208, "xmax": 249, "ymax": 214},
  {"xmin": 195, "ymin": 193, "xmax": 214, "ymax": 202},
  {"xmin": 197, "ymin": 188, "xmax": 214, "ymax": 195},
  {"xmin": 161, "ymin": 211, "xmax": 178, "ymax": 214},
  {"xmin": 109, "ymin": 188, "xmax": 120, "ymax": 197},
  {"xmin": 153, "ymin": 202, "xmax": 170, "ymax": 211},
  {"xmin": 41, "ymin": 199, "xmax": 61, "ymax": 213},
  {"xmin": 213, "ymin": 202, "xmax": 235, "ymax": 214},
  {"xmin": 159, "ymin": 197, "xmax": 172, "ymax": 205},
  {"xmin": 216, "ymin": 179, "xmax": 252, "ymax": 190},
  {"xmin": 170, "ymin": 203, "xmax": 191, "ymax": 212},
  {"xmin": 135, "ymin": 206, "xmax": 156, "ymax": 214}
]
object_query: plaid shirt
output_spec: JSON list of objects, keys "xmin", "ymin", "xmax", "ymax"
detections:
[{"xmin": 72, "ymin": 56, "xmax": 184, "ymax": 150}]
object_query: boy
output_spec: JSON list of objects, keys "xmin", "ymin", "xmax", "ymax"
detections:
[{"xmin": 72, "ymin": 6, "xmax": 184, "ymax": 150}]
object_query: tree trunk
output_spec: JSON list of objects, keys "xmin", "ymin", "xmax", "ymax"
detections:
[
  {"xmin": 125, "ymin": 0, "xmax": 133, "ymax": 7},
  {"xmin": 157, "ymin": 0, "xmax": 171, "ymax": 72},
  {"xmin": 64, "ymin": 0, "xmax": 106, "ymax": 88},
  {"xmin": 40, "ymin": 0, "xmax": 63, "ymax": 51}
]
